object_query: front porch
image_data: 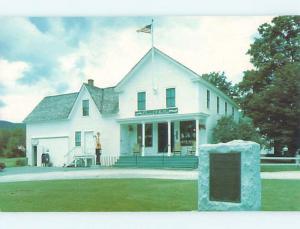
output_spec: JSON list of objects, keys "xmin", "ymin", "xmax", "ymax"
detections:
[
  {"xmin": 118, "ymin": 112, "xmax": 208, "ymax": 157},
  {"xmin": 114, "ymin": 155, "xmax": 199, "ymax": 169}
]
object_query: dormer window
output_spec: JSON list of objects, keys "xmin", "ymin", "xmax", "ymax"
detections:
[{"xmin": 82, "ymin": 99, "xmax": 89, "ymax": 116}]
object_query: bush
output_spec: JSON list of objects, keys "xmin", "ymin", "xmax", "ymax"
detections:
[
  {"xmin": 15, "ymin": 158, "xmax": 27, "ymax": 167},
  {"xmin": 0, "ymin": 162, "xmax": 6, "ymax": 171},
  {"xmin": 212, "ymin": 116, "xmax": 264, "ymax": 145}
]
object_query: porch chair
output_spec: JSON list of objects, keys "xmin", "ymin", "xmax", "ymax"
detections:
[
  {"xmin": 188, "ymin": 141, "xmax": 196, "ymax": 156},
  {"xmin": 173, "ymin": 142, "xmax": 182, "ymax": 156},
  {"xmin": 132, "ymin": 143, "xmax": 141, "ymax": 156}
]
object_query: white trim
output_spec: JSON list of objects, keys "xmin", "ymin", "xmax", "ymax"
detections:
[
  {"xmin": 68, "ymin": 84, "xmax": 102, "ymax": 119},
  {"xmin": 67, "ymin": 84, "xmax": 85, "ymax": 119},
  {"xmin": 167, "ymin": 120, "xmax": 171, "ymax": 156},
  {"xmin": 142, "ymin": 123, "xmax": 145, "ymax": 156},
  {"xmin": 115, "ymin": 47, "xmax": 239, "ymax": 109},
  {"xmin": 117, "ymin": 112, "xmax": 209, "ymax": 124}
]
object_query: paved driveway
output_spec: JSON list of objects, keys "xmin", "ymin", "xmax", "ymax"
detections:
[
  {"xmin": 0, "ymin": 166, "xmax": 198, "ymax": 182},
  {"xmin": 1, "ymin": 166, "xmax": 300, "ymax": 183}
]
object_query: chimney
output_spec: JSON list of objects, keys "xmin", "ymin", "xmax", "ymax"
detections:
[{"xmin": 88, "ymin": 79, "xmax": 94, "ymax": 86}]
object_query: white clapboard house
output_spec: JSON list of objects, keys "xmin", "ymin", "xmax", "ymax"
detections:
[{"xmin": 24, "ymin": 47, "xmax": 239, "ymax": 168}]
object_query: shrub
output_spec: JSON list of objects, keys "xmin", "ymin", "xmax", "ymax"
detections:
[
  {"xmin": 212, "ymin": 116, "xmax": 264, "ymax": 145},
  {"xmin": 15, "ymin": 158, "xmax": 27, "ymax": 167},
  {"xmin": 0, "ymin": 162, "xmax": 6, "ymax": 170}
]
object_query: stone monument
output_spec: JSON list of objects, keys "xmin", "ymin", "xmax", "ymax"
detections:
[{"xmin": 198, "ymin": 140, "xmax": 261, "ymax": 211}]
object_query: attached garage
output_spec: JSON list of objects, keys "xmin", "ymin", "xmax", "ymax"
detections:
[{"xmin": 32, "ymin": 136, "xmax": 69, "ymax": 167}]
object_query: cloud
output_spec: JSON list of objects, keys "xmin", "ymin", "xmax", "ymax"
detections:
[
  {"xmin": 0, "ymin": 100, "xmax": 5, "ymax": 108},
  {"xmin": 155, "ymin": 16, "xmax": 273, "ymax": 83},
  {"xmin": 0, "ymin": 16, "xmax": 274, "ymax": 122}
]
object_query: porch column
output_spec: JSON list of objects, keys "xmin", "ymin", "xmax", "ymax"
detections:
[
  {"xmin": 195, "ymin": 119, "xmax": 199, "ymax": 156},
  {"xmin": 167, "ymin": 120, "xmax": 171, "ymax": 156},
  {"xmin": 142, "ymin": 122, "xmax": 145, "ymax": 156}
]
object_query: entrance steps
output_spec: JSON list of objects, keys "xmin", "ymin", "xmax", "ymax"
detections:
[{"xmin": 113, "ymin": 155, "xmax": 198, "ymax": 169}]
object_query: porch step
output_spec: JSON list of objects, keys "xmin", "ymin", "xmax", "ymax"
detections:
[{"xmin": 113, "ymin": 156, "xmax": 198, "ymax": 169}]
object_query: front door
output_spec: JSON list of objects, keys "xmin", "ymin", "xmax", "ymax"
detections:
[
  {"xmin": 84, "ymin": 131, "xmax": 95, "ymax": 155},
  {"xmin": 158, "ymin": 123, "xmax": 168, "ymax": 152},
  {"xmin": 32, "ymin": 145, "xmax": 37, "ymax": 166}
]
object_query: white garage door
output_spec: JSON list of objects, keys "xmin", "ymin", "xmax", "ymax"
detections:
[{"xmin": 35, "ymin": 137, "xmax": 69, "ymax": 167}]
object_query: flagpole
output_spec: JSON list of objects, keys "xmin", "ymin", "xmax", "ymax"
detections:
[
  {"xmin": 151, "ymin": 18, "xmax": 154, "ymax": 48},
  {"xmin": 151, "ymin": 19, "xmax": 156, "ymax": 94},
  {"xmin": 151, "ymin": 19, "xmax": 154, "ymax": 63}
]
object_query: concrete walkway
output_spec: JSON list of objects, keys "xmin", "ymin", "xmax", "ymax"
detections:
[{"xmin": 1, "ymin": 166, "xmax": 300, "ymax": 183}]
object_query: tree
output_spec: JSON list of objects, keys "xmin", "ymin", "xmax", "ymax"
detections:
[
  {"xmin": 212, "ymin": 116, "xmax": 263, "ymax": 145},
  {"xmin": 238, "ymin": 16, "xmax": 300, "ymax": 155},
  {"xmin": 201, "ymin": 72, "xmax": 238, "ymax": 98},
  {"xmin": 0, "ymin": 128, "xmax": 25, "ymax": 157}
]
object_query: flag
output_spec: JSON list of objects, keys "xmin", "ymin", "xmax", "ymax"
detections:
[{"xmin": 136, "ymin": 24, "xmax": 152, "ymax": 34}]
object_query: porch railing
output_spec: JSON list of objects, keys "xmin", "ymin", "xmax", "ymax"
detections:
[
  {"xmin": 64, "ymin": 147, "xmax": 77, "ymax": 166},
  {"xmin": 100, "ymin": 155, "xmax": 119, "ymax": 166}
]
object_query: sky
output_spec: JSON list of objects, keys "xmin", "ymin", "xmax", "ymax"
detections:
[{"xmin": 0, "ymin": 16, "xmax": 274, "ymax": 123}]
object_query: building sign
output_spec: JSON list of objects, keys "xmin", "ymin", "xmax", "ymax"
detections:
[{"xmin": 135, "ymin": 107, "xmax": 178, "ymax": 116}]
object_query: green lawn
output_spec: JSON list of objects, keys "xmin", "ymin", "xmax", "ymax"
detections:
[
  {"xmin": 0, "ymin": 157, "xmax": 27, "ymax": 167},
  {"xmin": 261, "ymin": 165, "xmax": 300, "ymax": 172},
  {"xmin": 0, "ymin": 179, "xmax": 299, "ymax": 211}
]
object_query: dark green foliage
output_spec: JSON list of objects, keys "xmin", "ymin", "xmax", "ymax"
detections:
[
  {"xmin": 15, "ymin": 158, "xmax": 27, "ymax": 166},
  {"xmin": 0, "ymin": 128, "xmax": 25, "ymax": 157},
  {"xmin": 0, "ymin": 162, "xmax": 5, "ymax": 170},
  {"xmin": 212, "ymin": 116, "xmax": 263, "ymax": 145},
  {"xmin": 238, "ymin": 16, "xmax": 300, "ymax": 155}
]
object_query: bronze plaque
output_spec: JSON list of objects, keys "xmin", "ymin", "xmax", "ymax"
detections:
[{"xmin": 209, "ymin": 152, "xmax": 241, "ymax": 203}]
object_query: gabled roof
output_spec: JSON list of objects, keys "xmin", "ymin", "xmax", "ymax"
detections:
[
  {"xmin": 24, "ymin": 84, "xmax": 119, "ymax": 123},
  {"xmin": 84, "ymin": 84, "xmax": 119, "ymax": 115},
  {"xmin": 23, "ymin": 92, "xmax": 78, "ymax": 123},
  {"xmin": 116, "ymin": 47, "xmax": 239, "ymax": 108}
]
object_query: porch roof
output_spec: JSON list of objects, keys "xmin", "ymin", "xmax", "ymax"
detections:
[{"xmin": 117, "ymin": 112, "xmax": 209, "ymax": 124}]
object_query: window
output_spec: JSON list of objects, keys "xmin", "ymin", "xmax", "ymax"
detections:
[
  {"xmin": 137, "ymin": 124, "xmax": 152, "ymax": 147},
  {"xmin": 232, "ymin": 107, "xmax": 235, "ymax": 118},
  {"xmin": 217, "ymin": 96, "xmax": 220, "ymax": 114},
  {"xmin": 75, "ymin": 131, "xmax": 81, "ymax": 146},
  {"xmin": 225, "ymin": 102, "xmax": 228, "ymax": 115},
  {"xmin": 137, "ymin": 92, "xmax": 146, "ymax": 110},
  {"xmin": 207, "ymin": 90, "xmax": 210, "ymax": 109},
  {"xmin": 166, "ymin": 88, "xmax": 176, "ymax": 108},
  {"xmin": 180, "ymin": 120, "xmax": 196, "ymax": 146},
  {"xmin": 145, "ymin": 123, "xmax": 153, "ymax": 147},
  {"xmin": 82, "ymin": 100, "xmax": 89, "ymax": 116}
]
